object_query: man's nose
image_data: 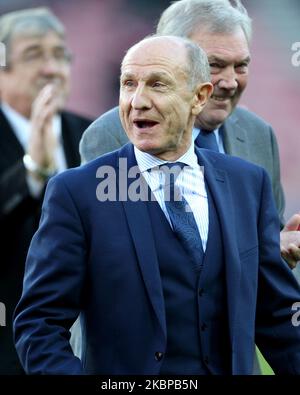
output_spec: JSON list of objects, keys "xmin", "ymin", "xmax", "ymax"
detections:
[
  {"xmin": 39, "ymin": 57, "xmax": 65, "ymax": 75},
  {"xmin": 216, "ymin": 67, "xmax": 238, "ymax": 90},
  {"xmin": 131, "ymin": 85, "xmax": 151, "ymax": 109}
]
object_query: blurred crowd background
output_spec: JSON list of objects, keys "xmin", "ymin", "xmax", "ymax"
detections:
[{"xmin": 1, "ymin": 0, "xmax": 299, "ymax": 219}]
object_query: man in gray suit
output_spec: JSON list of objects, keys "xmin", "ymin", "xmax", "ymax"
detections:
[{"xmin": 79, "ymin": 0, "xmax": 300, "ymax": 270}]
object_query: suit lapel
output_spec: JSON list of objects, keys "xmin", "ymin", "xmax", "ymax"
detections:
[
  {"xmin": 222, "ymin": 113, "xmax": 249, "ymax": 160},
  {"xmin": 196, "ymin": 148, "xmax": 240, "ymax": 350},
  {"xmin": 61, "ymin": 112, "xmax": 81, "ymax": 168},
  {"xmin": 0, "ymin": 108, "xmax": 24, "ymax": 162},
  {"xmin": 117, "ymin": 144, "xmax": 167, "ymax": 338}
]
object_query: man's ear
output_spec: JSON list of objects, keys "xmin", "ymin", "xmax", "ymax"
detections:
[{"xmin": 191, "ymin": 82, "xmax": 213, "ymax": 116}]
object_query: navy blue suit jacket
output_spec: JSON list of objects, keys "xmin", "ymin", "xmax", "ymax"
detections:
[{"xmin": 14, "ymin": 143, "xmax": 300, "ymax": 374}]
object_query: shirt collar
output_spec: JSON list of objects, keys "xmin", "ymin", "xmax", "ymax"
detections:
[
  {"xmin": 134, "ymin": 140, "xmax": 199, "ymax": 174},
  {"xmin": 1, "ymin": 102, "xmax": 30, "ymax": 148}
]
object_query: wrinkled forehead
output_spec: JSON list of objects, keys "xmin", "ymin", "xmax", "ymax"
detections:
[
  {"xmin": 190, "ymin": 27, "xmax": 250, "ymax": 62},
  {"xmin": 10, "ymin": 30, "xmax": 66, "ymax": 53}
]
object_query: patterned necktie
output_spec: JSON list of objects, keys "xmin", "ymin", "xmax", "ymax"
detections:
[
  {"xmin": 195, "ymin": 129, "xmax": 219, "ymax": 152},
  {"xmin": 160, "ymin": 162, "xmax": 204, "ymax": 271}
]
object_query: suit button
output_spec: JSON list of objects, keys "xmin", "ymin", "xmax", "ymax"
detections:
[
  {"xmin": 155, "ymin": 352, "xmax": 164, "ymax": 361},
  {"xmin": 201, "ymin": 323, "xmax": 208, "ymax": 331},
  {"xmin": 198, "ymin": 288, "xmax": 204, "ymax": 296}
]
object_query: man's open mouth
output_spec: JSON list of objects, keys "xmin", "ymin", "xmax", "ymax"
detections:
[
  {"xmin": 133, "ymin": 120, "xmax": 159, "ymax": 129},
  {"xmin": 211, "ymin": 95, "xmax": 230, "ymax": 102}
]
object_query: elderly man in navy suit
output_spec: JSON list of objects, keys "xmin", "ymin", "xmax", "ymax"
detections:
[
  {"xmin": 79, "ymin": 0, "xmax": 300, "ymax": 273},
  {"xmin": 14, "ymin": 35, "xmax": 300, "ymax": 375}
]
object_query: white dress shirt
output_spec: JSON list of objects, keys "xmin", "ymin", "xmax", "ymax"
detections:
[
  {"xmin": 1, "ymin": 102, "xmax": 67, "ymax": 196},
  {"xmin": 134, "ymin": 141, "xmax": 209, "ymax": 251}
]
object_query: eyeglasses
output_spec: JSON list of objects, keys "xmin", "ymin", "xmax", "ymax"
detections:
[{"xmin": 12, "ymin": 47, "xmax": 73, "ymax": 67}]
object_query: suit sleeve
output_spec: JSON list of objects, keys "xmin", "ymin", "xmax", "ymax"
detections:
[
  {"xmin": 79, "ymin": 122, "xmax": 121, "ymax": 163},
  {"xmin": 13, "ymin": 174, "xmax": 86, "ymax": 374},
  {"xmin": 0, "ymin": 159, "xmax": 32, "ymax": 219},
  {"xmin": 269, "ymin": 126, "xmax": 285, "ymax": 226},
  {"xmin": 79, "ymin": 107, "xmax": 129, "ymax": 163},
  {"xmin": 255, "ymin": 169, "xmax": 300, "ymax": 374}
]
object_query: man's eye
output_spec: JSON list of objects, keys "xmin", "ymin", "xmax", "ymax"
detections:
[
  {"xmin": 53, "ymin": 49, "xmax": 72, "ymax": 62},
  {"xmin": 23, "ymin": 51, "xmax": 42, "ymax": 61},
  {"xmin": 152, "ymin": 81, "xmax": 165, "ymax": 88},
  {"xmin": 123, "ymin": 80, "xmax": 134, "ymax": 87},
  {"xmin": 209, "ymin": 63, "xmax": 221, "ymax": 68},
  {"xmin": 235, "ymin": 64, "xmax": 249, "ymax": 72}
]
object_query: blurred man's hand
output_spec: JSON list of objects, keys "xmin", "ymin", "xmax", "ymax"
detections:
[
  {"xmin": 280, "ymin": 213, "xmax": 300, "ymax": 269},
  {"xmin": 27, "ymin": 84, "xmax": 59, "ymax": 175}
]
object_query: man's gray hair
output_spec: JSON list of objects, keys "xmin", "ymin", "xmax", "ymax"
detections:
[
  {"xmin": 0, "ymin": 7, "xmax": 65, "ymax": 61},
  {"xmin": 156, "ymin": 0, "xmax": 252, "ymax": 44},
  {"xmin": 180, "ymin": 36, "xmax": 211, "ymax": 88}
]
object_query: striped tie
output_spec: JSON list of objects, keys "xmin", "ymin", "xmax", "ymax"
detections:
[{"xmin": 160, "ymin": 162, "xmax": 204, "ymax": 271}]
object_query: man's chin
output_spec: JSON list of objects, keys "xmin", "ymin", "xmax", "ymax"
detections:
[
  {"xmin": 135, "ymin": 142, "xmax": 159, "ymax": 155},
  {"xmin": 200, "ymin": 108, "xmax": 232, "ymax": 129},
  {"xmin": 135, "ymin": 140, "xmax": 170, "ymax": 157}
]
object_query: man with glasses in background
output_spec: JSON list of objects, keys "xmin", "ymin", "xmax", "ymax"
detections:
[{"xmin": 0, "ymin": 7, "xmax": 92, "ymax": 374}]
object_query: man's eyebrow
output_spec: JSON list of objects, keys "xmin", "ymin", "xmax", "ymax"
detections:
[
  {"xmin": 239, "ymin": 56, "xmax": 251, "ymax": 64},
  {"xmin": 120, "ymin": 72, "xmax": 136, "ymax": 82},
  {"xmin": 148, "ymin": 71, "xmax": 173, "ymax": 81},
  {"xmin": 22, "ymin": 44, "xmax": 42, "ymax": 52},
  {"xmin": 208, "ymin": 55, "xmax": 251, "ymax": 64},
  {"xmin": 121, "ymin": 71, "xmax": 174, "ymax": 82},
  {"xmin": 22, "ymin": 44, "xmax": 67, "ymax": 52}
]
